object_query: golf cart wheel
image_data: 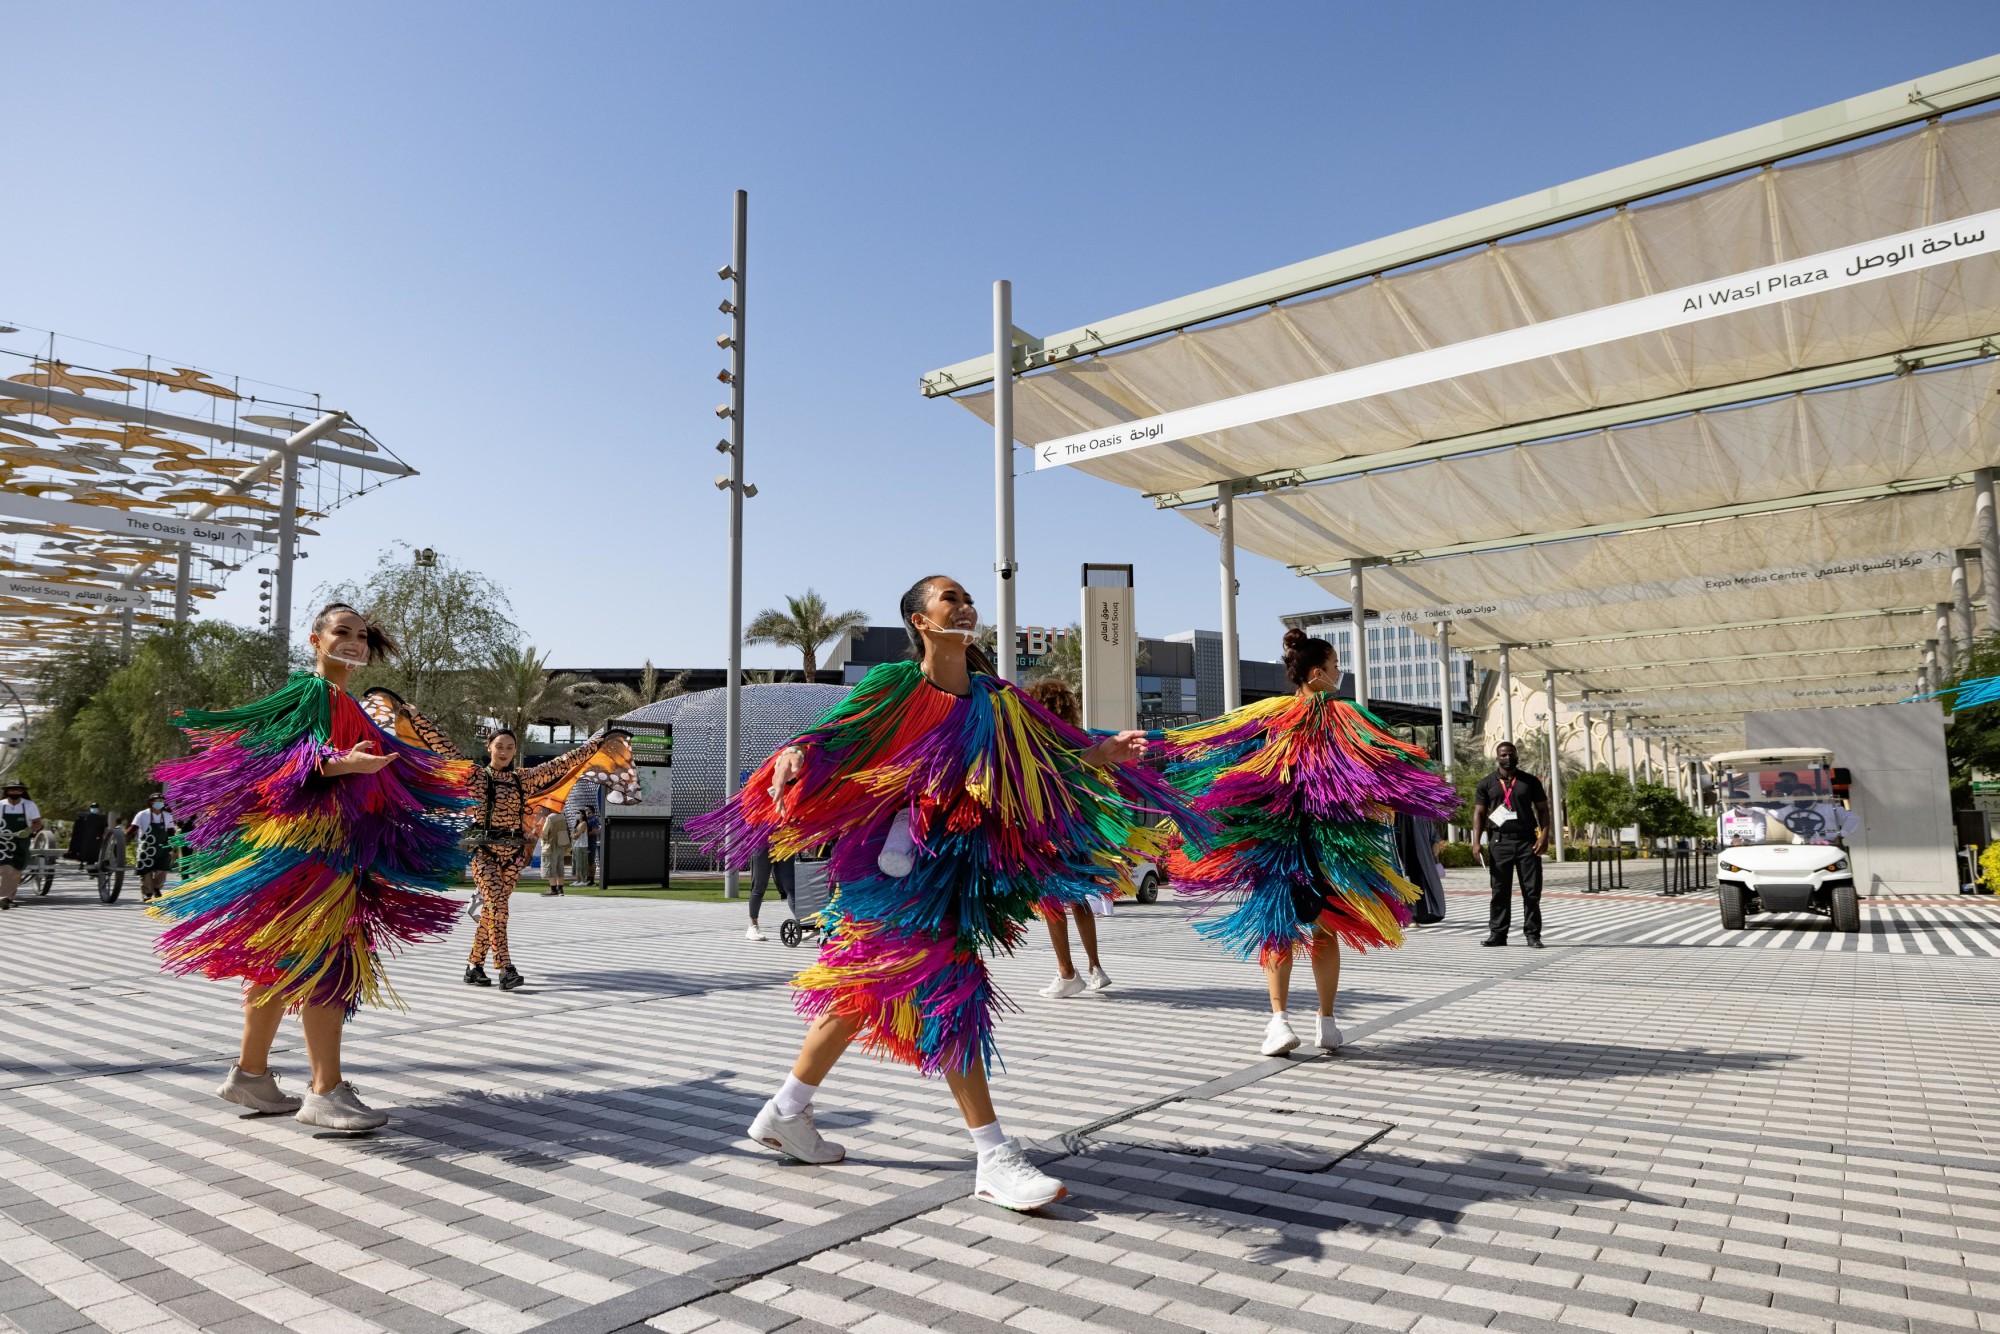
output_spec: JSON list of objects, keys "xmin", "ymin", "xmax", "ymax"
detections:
[
  {"xmin": 1829, "ymin": 883, "xmax": 1860, "ymax": 934},
  {"xmin": 1719, "ymin": 882, "xmax": 1746, "ymax": 931},
  {"xmin": 779, "ymin": 918, "xmax": 803, "ymax": 948},
  {"xmin": 1136, "ymin": 873, "xmax": 1159, "ymax": 905},
  {"xmin": 98, "ymin": 868, "xmax": 123, "ymax": 904},
  {"xmin": 36, "ymin": 872, "xmax": 52, "ymax": 896}
]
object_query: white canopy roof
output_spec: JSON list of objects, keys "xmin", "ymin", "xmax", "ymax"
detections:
[{"xmin": 933, "ymin": 59, "xmax": 2000, "ymax": 744}]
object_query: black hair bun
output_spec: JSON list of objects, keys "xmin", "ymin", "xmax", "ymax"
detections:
[{"xmin": 1282, "ymin": 627, "xmax": 1309, "ymax": 653}]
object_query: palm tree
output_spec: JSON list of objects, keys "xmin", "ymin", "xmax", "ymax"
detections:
[
  {"xmin": 573, "ymin": 660, "xmax": 689, "ymax": 731},
  {"xmin": 470, "ymin": 644, "xmax": 590, "ymax": 741},
  {"xmin": 744, "ymin": 589, "xmax": 868, "ymax": 679}
]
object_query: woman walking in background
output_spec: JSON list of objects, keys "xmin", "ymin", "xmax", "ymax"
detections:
[
  {"xmin": 1156, "ymin": 629, "xmax": 1456, "ymax": 1056},
  {"xmin": 539, "ymin": 808, "xmax": 573, "ymax": 897},
  {"xmin": 694, "ymin": 573, "xmax": 1196, "ymax": 1212},
  {"xmin": 1025, "ymin": 678, "xmax": 1116, "ymax": 998},
  {"xmin": 153, "ymin": 603, "xmax": 473, "ymax": 1132}
]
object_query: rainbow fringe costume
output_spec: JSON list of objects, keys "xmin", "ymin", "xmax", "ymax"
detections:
[
  {"xmin": 150, "ymin": 672, "xmax": 475, "ymax": 1013},
  {"xmin": 1155, "ymin": 692, "xmax": 1457, "ymax": 964},
  {"xmin": 689, "ymin": 661, "xmax": 1199, "ymax": 1077},
  {"xmin": 1920, "ymin": 676, "xmax": 2000, "ymax": 709}
]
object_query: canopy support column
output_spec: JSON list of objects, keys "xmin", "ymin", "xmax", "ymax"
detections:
[
  {"xmin": 1623, "ymin": 716, "xmax": 1636, "ymax": 784},
  {"xmin": 1923, "ymin": 640, "xmax": 1939, "ymax": 700},
  {"xmin": 1643, "ymin": 736, "xmax": 1654, "ymax": 784},
  {"xmin": 1435, "ymin": 621, "xmax": 1454, "ymax": 771},
  {"xmin": 1579, "ymin": 692, "xmax": 1595, "ymax": 771},
  {"xmin": 1218, "ymin": 483, "xmax": 1239, "ymax": 711},
  {"xmin": 1979, "ymin": 467, "xmax": 2000, "ymax": 635},
  {"xmin": 1544, "ymin": 671, "xmax": 1564, "ymax": 862},
  {"xmin": 1349, "ymin": 560, "xmax": 1368, "ymax": 707},
  {"xmin": 1935, "ymin": 602, "xmax": 1955, "ymax": 678},
  {"xmin": 1953, "ymin": 552, "xmax": 1975, "ymax": 666},
  {"xmin": 173, "ymin": 547, "xmax": 192, "ymax": 624},
  {"xmin": 274, "ymin": 450, "xmax": 300, "ymax": 654},
  {"xmin": 994, "ymin": 280, "xmax": 1019, "ymax": 682},
  {"xmin": 1499, "ymin": 646, "xmax": 1514, "ymax": 743}
]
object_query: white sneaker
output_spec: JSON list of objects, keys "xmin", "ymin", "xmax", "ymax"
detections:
[
  {"xmin": 748, "ymin": 1101, "xmax": 844, "ymax": 1164},
  {"xmin": 745, "ymin": 923, "xmax": 766, "ymax": 941},
  {"xmin": 1261, "ymin": 1012, "xmax": 1300, "ymax": 1057},
  {"xmin": 216, "ymin": 1065, "xmax": 302, "ymax": 1115},
  {"xmin": 1085, "ymin": 965, "xmax": 1112, "ymax": 992},
  {"xmin": 1315, "ymin": 1016, "xmax": 1345, "ymax": 1051},
  {"xmin": 295, "ymin": 1081, "xmax": 388, "ymax": 1132},
  {"xmin": 1039, "ymin": 973, "xmax": 1087, "ymax": 999},
  {"xmin": 974, "ymin": 1140, "xmax": 1066, "ymax": 1212}
]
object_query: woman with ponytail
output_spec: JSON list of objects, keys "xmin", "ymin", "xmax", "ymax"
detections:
[
  {"xmin": 152, "ymin": 604, "xmax": 475, "ymax": 1133},
  {"xmin": 1155, "ymin": 628, "xmax": 1457, "ymax": 1056},
  {"xmin": 1025, "ymin": 677, "xmax": 1118, "ymax": 998},
  {"xmin": 691, "ymin": 574, "xmax": 1197, "ymax": 1212}
]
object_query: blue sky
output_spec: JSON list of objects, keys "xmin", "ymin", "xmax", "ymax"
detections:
[{"xmin": 4, "ymin": 4, "xmax": 1996, "ymax": 670}]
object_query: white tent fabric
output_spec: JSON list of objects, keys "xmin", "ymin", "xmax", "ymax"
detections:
[{"xmin": 961, "ymin": 111, "xmax": 2000, "ymax": 497}]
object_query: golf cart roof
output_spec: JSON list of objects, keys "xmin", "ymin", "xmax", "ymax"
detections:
[{"xmin": 1707, "ymin": 748, "xmax": 1835, "ymax": 768}]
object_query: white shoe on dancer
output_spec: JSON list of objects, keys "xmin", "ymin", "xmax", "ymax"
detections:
[
  {"xmin": 748, "ymin": 1102, "xmax": 844, "ymax": 1164},
  {"xmin": 1039, "ymin": 973, "xmax": 1086, "ymax": 999},
  {"xmin": 1315, "ymin": 1016, "xmax": 1344, "ymax": 1051},
  {"xmin": 1261, "ymin": 1012, "xmax": 1300, "ymax": 1056},
  {"xmin": 1085, "ymin": 965, "xmax": 1112, "ymax": 992},
  {"xmin": 974, "ymin": 1141, "xmax": 1066, "ymax": 1211}
]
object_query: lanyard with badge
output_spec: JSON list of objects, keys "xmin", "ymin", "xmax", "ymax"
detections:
[{"xmin": 1488, "ymin": 776, "xmax": 1520, "ymax": 831}]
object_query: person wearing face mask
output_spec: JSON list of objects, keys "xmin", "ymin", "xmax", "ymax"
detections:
[
  {"xmin": 692, "ymin": 573, "xmax": 1198, "ymax": 1213},
  {"xmin": 0, "ymin": 780, "xmax": 44, "ymax": 910},
  {"xmin": 376, "ymin": 708, "xmax": 634, "ymax": 991},
  {"xmin": 151, "ymin": 602, "xmax": 476, "ymax": 1133},
  {"xmin": 1471, "ymin": 742, "xmax": 1552, "ymax": 947},
  {"xmin": 127, "ymin": 794, "xmax": 179, "ymax": 901},
  {"xmin": 1154, "ymin": 629, "xmax": 1457, "ymax": 1056}
]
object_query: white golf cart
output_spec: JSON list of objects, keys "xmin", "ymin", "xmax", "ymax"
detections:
[{"xmin": 1708, "ymin": 748, "xmax": 1859, "ymax": 932}]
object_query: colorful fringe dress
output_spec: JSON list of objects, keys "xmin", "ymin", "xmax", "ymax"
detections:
[
  {"xmin": 1156, "ymin": 692, "xmax": 1457, "ymax": 964},
  {"xmin": 150, "ymin": 672, "xmax": 475, "ymax": 1012},
  {"xmin": 690, "ymin": 662, "xmax": 1197, "ymax": 1076}
]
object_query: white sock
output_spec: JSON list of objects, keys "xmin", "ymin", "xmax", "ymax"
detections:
[
  {"xmin": 772, "ymin": 1075, "xmax": 817, "ymax": 1118},
  {"xmin": 968, "ymin": 1120, "xmax": 1008, "ymax": 1157}
]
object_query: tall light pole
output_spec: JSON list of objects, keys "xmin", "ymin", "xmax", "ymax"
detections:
[
  {"xmin": 718, "ymin": 190, "xmax": 749, "ymax": 900},
  {"xmin": 994, "ymin": 281, "xmax": 1018, "ymax": 681}
]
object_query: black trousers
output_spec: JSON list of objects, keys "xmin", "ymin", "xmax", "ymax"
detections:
[
  {"xmin": 1486, "ymin": 838, "xmax": 1543, "ymax": 941},
  {"xmin": 749, "ymin": 849, "xmax": 795, "ymax": 919}
]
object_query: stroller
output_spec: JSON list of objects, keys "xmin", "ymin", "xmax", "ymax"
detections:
[{"xmin": 777, "ymin": 847, "xmax": 835, "ymax": 948}]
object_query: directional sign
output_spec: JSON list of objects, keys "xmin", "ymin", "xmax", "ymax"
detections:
[
  {"xmin": 0, "ymin": 577, "xmax": 149, "ymax": 610},
  {"xmin": 1032, "ymin": 208, "xmax": 2000, "ymax": 469},
  {"xmin": 0, "ymin": 489, "xmax": 269, "ymax": 548}
]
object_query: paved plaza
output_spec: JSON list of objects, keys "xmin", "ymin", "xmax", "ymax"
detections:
[{"xmin": 1, "ymin": 869, "xmax": 1998, "ymax": 1334}]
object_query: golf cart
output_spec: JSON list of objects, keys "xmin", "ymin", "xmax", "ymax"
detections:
[{"xmin": 1709, "ymin": 748, "xmax": 1859, "ymax": 932}]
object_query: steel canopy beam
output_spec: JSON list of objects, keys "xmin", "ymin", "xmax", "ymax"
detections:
[
  {"xmin": 1295, "ymin": 476, "xmax": 1968, "ymax": 573},
  {"xmin": 921, "ymin": 56, "xmax": 2000, "ymax": 398},
  {"xmin": 1457, "ymin": 604, "xmax": 1935, "ymax": 654},
  {"xmin": 1152, "ymin": 336, "xmax": 1997, "ymax": 508}
]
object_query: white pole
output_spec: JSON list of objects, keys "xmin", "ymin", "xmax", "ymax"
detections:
[
  {"xmin": 1979, "ymin": 468, "xmax": 2000, "ymax": 636},
  {"xmin": 1218, "ymin": 482, "xmax": 1239, "ymax": 712},
  {"xmin": 1936, "ymin": 602, "xmax": 1955, "ymax": 674},
  {"xmin": 173, "ymin": 546, "xmax": 191, "ymax": 624},
  {"xmin": 1643, "ymin": 735, "xmax": 1654, "ymax": 784},
  {"xmin": 994, "ymin": 281, "xmax": 1019, "ymax": 683},
  {"xmin": 1349, "ymin": 559, "xmax": 1368, "ymax": 707},
  {"xmin": 1953, "ymin": 553, "xmax": 1975, "ymax": 665},
  {"xmin": 1623, "ymin": 715, "xmax": 1636, "ymax": 783},
  {"xmin": 1579, "ymin": 692, "xmax": 1595, "ymax": 772},
  {"xmin": 1544, "ymin": 671, "xmax": 1564, "ymax": 861},
  {"xmin": 1499, "ymin": 646, "xmax": 1514, "ymax": 743},
  {"xmin": 273, "ymin": 450, "xmax": 300, "ymax": 654},
  {"xmin": 1435, "ymin": 621, "xmax": 1454, "ymax": 771},
  {"xmin": 723, "ymin": 189, "xmax": 747, "ymax": 900}
]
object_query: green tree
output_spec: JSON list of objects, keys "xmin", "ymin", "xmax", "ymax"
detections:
[
  {"xmin": 744, "ymin": 589, "xmax": 868, "ymax": 679},
  {"xmin": 16, "ymin": 622, "xmax": 285, "ymax": 816},
  {"xmin": 1566, "ymin": 769, "xmax": 1636, "ymax": 846},
  {"xmin": 1629, "ymin": 779, "xmax": 1700, "ymax": 843},
  {"xmin": 468, "ymin": 645, "xmax": 591, "ymax": 742},
  {"xmin": 574, "ymin": 661, "xmax": 689, "ymax": 730},
  {"xmin": 319, "ymin": 545, "xmax": 518, "ymax": 754},
  {"xmin": 1940, "ymin": 632, "xmax": 2000, "ymax": 804}
]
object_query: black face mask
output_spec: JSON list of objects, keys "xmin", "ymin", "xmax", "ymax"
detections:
[{"xmin": 1497, "ymin": 756, "xmax": 1517, "ymax": 772}]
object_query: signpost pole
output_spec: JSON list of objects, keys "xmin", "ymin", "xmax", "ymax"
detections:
[{"xmin": 995, "ymin": 281, "xmax": 1018, "ymax": 682}]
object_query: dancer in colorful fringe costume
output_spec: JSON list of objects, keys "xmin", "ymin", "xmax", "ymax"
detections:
[
  {"xmin": 362, "ymin": 696, "xmax": 635, "ymax": 993},
  {"xmin": 1155, "ymin": 628, "xmax": 1457, "ymax": 1058},
  {"xmin": 691, "ymin": 574, "xmax": 1194, "ymax": 1212},
  {"xmin": 152, "ymin": 604, "xmax": 474, "ymax": 1132},
  {"xmin": 1025, "ymin": 677, "xmax": 1120, "ymax": 999}
]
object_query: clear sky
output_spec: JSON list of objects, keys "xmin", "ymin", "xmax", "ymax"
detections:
[{"xmin": 4, "ymin": 4, "xmax": 1996, "ymax": 670}]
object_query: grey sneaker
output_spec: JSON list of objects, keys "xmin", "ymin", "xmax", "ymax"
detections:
[
  {"xmin": 296, "ymin": 1081, "xmax": 389, "ymax": 1132},
  {"xmin": 216, "ymin": 1065, "xmax": 303, "ymax": 1115}
]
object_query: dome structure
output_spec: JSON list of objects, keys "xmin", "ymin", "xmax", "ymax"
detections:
[{"xmin": 606, "ymin": 683, "xmax": 852, "ymax": 865}]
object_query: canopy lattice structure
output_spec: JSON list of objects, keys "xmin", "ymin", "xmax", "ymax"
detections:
[{"xmin": 928, "ymin": 56, "xmax": 2000, "ymax": 757}]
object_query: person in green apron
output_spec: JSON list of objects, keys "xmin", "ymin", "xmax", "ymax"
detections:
[{"xmin": 0, "ymin": 781, "xmax": 45, "ymax": 910}]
